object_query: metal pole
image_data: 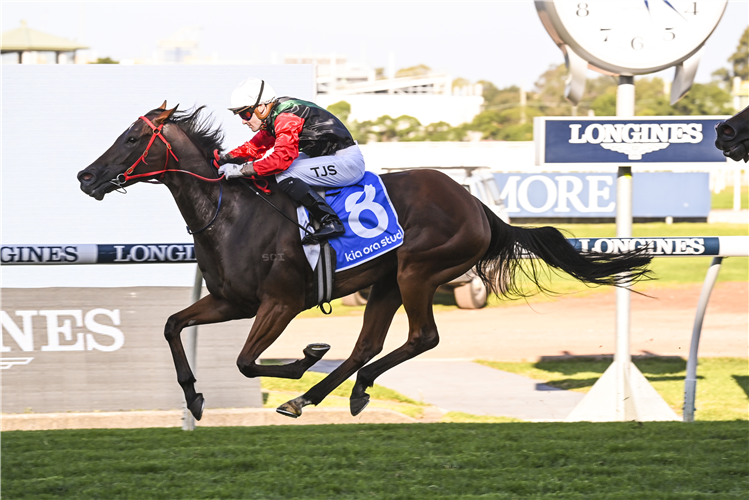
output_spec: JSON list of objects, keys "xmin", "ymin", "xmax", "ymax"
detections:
[
  {"xmin": 683, "ymin": 257, "xmax": 724, "ymax": 422},
  {"xmin": 615, "ymin": 76, "xmax": 635, "ymax": 419},
  {"xmin": 182, "ymin": 265, "xmax": 203, "ymax": 431}
]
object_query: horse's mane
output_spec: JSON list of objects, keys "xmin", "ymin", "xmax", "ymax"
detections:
[{"xmin": 169, "ymin": 106, "xmax": 225, "ymax": 158}]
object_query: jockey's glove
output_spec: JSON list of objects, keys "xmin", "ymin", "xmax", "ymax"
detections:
[
  {"xmin": 240, "ymin": 162, "xmax": 257, "ymax": 177},
  {"xmin": 218, "ymin": 163, "xmax": 244, "ymax": 179},
  {"xmin": 217, "ymin": 153, "xmax": 244, "ymax": 166},
  {"xmin": 219, "ymin": 162, "xmax": 257, "ymax": 179}
]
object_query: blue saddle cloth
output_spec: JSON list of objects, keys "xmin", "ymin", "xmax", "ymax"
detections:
[{"xmin": 324, "ymin": 171, "xmax": 404, "ymax": 272}]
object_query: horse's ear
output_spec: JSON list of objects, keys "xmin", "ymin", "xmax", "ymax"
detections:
[
  {"xmin": 153, "ymin": 104, "xmax": 179, "ymax": 126},
  {"xmin": 158, "ymin": 101, "xmax": 167, "ymax": 110}
]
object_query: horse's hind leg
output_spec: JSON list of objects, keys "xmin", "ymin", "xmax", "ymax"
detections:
[
  {"xmin": 350, "ymin": 275, "xmax": 444, "ymax": 415},
  {"xmin": 164, "ymin": 293, "xmax": 243, "ymax": 420},
  {"xmin": 276, "ymin": 273, "xmax": 403, "ymax": 418}
]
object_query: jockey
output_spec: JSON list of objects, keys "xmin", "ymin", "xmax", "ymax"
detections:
[{"xmin": 217, "ymin": 77, "xmax": 365, "ymax": 244}]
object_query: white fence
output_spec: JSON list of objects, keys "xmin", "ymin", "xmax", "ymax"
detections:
[{"xmin": 3, "ymin": 236, "xmax": 746, "ymax": 424}]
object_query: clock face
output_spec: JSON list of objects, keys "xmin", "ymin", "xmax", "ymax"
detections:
[{"xmin": 541, "ymin": 0, "xmax": 727, "ymax": 74}]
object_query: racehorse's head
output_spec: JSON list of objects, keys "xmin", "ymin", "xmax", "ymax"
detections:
[
  {"xmin": 77, "ymin": 101, "xmax": 178, "ymax": 200},
  {"xmin": 715, "ymin": 104, "xmax": 749, "ymax": 163}
]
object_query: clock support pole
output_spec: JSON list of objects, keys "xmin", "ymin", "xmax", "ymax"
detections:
[
  {"xmin": 615, "ymin": 79, "xmax": 635, "ymax": 420},
  {"xmin": 566, "ymin": 76, "xmax": 679, "ymax": 422}
]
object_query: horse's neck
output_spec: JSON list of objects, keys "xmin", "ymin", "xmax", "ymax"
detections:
[
  {"xmin": 155, "ymin": 127, "xmax": 230, "ymax": 237},
  {"xmin": 162, "ymin": 151, "xmax": 274, "ymax": 252},
  {"xmin": 163, "ymin": 157, "xmax": 216, "ymax": 219}
]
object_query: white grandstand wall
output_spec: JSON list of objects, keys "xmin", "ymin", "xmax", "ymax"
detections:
[{"xmin": 1, "ymin": 64, "xmax": 316, "ymax": 288}]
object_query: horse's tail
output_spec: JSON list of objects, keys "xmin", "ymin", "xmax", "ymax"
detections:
[{"xmin": 475, "ymin": 204, "xmax": 654, "ymax": 299}]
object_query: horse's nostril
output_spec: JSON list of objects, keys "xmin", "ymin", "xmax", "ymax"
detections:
[
  {"xmin": 79, "ymin": 172, "xmax": 94, "ymax": 183},
  {"xmin": 722, "ymin": 125, "xmax": 735, "ymax": 139}
]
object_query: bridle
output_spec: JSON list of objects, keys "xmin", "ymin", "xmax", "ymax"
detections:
[
  {"xmin": 110, "ymin": 115, "xmax": 224, "ymax": 190},
  {"xmin": 108, "ymin": 114, "xmax": 312, "ymax": 237},
  {"xmin": 109, "ymin": 115, "xmax": 225, "ymax": 234}
]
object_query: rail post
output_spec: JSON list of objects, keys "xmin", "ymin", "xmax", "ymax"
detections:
[{"xmin": 683, "ymin": 257, "xmax": 724, "ymax": 422}]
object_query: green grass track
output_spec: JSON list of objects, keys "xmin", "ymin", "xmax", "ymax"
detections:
[{"xmin": 3, "ymin": 421, "xmax": 747, "ymax": 499}]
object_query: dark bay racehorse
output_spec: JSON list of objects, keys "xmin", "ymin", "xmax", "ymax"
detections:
[
  {"xmin": 78, "ymin": 103, "xmax": 652, "ymax": 420},
  {"xmin": 715, "ymin": 104, "xmax": 749, "ymax": 162}
]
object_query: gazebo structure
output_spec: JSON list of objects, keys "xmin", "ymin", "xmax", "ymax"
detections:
[{"xmin": 1, "ymin": 21, "xmax": 88, "ymax": 64}]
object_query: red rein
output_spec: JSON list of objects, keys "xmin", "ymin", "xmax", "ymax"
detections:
[{"xmin": 122, "ymin": 116, "xmax": 271, "ymax": 194}]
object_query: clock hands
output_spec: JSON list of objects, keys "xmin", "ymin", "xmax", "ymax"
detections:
[{"xmin": 643, "ymin": 0, "xmax": 687, "ymax": 21}]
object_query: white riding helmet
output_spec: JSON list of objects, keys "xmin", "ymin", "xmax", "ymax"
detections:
[{"xmin": 228, "ymin": 77, "xmax": 277, "ymax": 114}]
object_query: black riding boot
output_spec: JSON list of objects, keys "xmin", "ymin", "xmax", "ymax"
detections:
[{"xmin": 278, "ymin": 177, "xmax": 345, "ymax": 244}]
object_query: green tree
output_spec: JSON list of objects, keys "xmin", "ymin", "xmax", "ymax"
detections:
[
  {"xmin": 481, "ymin": 84, "xmax": 523, "ymax": 111},
  {"xmin": 419, "ymin": 121, "xmax": 466, "ymax": 142},
  {"xmin": 633, "ymin": 77, "xmax": 734, "ymax": 115},
  {"xmin": 90, "ymin": 57, "xmax": 118, "ymax": 64},
  {"xmin": 466, "ymin": 109, "xmax": 503, "ymax": 140},
  {"xmin": 532, "ymin": 64, "xmax": 572, "ymax": 116},
  {"xmin": 395, "ymin": 64, "xmax": 431, "ymax": 78},
  {"xmin": 671, "ymin": 82, "xmax": 734, "ymax": 115},
  {"xmin": 728, "ymin": 26, "xmax": 748, "ymax": 80},
  {"xmin": 326, "ymin": 101, "xmax": 351, "ymax": 123},
  {"xmin": 352, "ymin": 115, "xmax": 423, "ymax": 143},
  {"xmin": 590, "ymin": 90, "xmax": 616, "ymax": 116},
  {"xmin": 477, "ymin": 80, "xmax": 500, "ymax": 104},
  {"xmin": 452, "ymin": 77, "xmax": 471, "ymax": 91},
  {"xmin": 634, "ymin": 77, "xmax": 672, "ymax": 115},
  {"xmin": 711, "ymin": 67, "xmax": 732, "ymax": 90}
]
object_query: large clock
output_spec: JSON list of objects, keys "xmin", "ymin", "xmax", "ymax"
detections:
[{"xmin": 535, "ymin": 0, "xmax": 728, "ymax": 104}]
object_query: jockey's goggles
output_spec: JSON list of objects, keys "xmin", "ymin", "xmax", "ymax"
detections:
[
  {"xmin": 237, "ymin": 106, "xmax": 258, "ymax": 121},
  {"xmin": 233, "ymin": 80, "xmax": 265, "ymax": 121}
]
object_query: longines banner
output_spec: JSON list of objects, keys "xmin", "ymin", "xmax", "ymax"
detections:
[
  {"xmin": 493, "ymin": 172, "xmax": 710, "ymax": 218},
  {"xmin": 1, "ymin": 288, "xmax": 262, "ymax": 413},
  {"xmin": 1, "ymin": 244, "xmax": 197, "ymax": 265},
  {"xmin": 534, "ymin": 116, "xmax": 729, "ymax": 166}
]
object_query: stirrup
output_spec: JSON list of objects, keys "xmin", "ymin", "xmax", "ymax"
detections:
[{"xmin": 302, "ymin": 222, "xmax": 344, "ymax": 245}]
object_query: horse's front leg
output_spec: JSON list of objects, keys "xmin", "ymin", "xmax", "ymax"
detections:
[{"xmin": 164, "ymin": 293, "xmax": 243, "ymax": 420}]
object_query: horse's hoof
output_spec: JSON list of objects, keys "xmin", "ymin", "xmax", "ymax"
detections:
[
  {"xmin": 276, "ymin": 400, "xmax": 303, "ymax": 419},
  {"xmin": 350, "ymin": 394, "xmax": 370, "ymax": 416},
  {"xmin": 188, "ymin": 393, "xmax": 205, "ymax": 421},
  {"xmin": 303, "ymin": 343, "xmax": 331, "ymax": 360}
]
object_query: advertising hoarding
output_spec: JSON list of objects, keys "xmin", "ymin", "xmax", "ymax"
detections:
[
  {"xmin": 2, "ymin": 287, "xmax": 262, "ymax": 414},
  {"xmin": 494, "ymin": 172, "xmax": 710, "ymax": 218},
  {"xmin": 534, "ymin": 116, "xmax": 728, "ymax": 167}
]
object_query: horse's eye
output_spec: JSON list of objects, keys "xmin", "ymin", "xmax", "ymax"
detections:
[{"xmin": 127, "ymin": 137, "xmax": 138, "ymax": 144}]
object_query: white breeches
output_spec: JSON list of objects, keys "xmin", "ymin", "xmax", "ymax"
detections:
[{"xmin": 275, "ymin": 144, "xmax": 366, "ymax": 187}]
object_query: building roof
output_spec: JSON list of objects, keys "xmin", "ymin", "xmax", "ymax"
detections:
[{"xmin": 1, "ymin": 21, "xmax": 88, "ymax": 52}]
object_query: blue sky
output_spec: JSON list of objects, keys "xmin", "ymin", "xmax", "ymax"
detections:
[{"xmin": 2, "ymin": 1, "xmax": 748, "ymax": 89}]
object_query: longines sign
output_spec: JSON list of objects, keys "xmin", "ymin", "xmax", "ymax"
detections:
[
  {"xmin": 1, "ymin": 308, "xmax": 124, "ymax": 357},
  {"xmin": 1, "ymin": 288, "xmax": 262, "ymax": 413},
  {"xmin": 1, "ymin": 244, "xmax": 197, "ymax": 265},
  {"xmin": 534, "ymin": 116, "xmax": 729, "ymax": 166}
]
